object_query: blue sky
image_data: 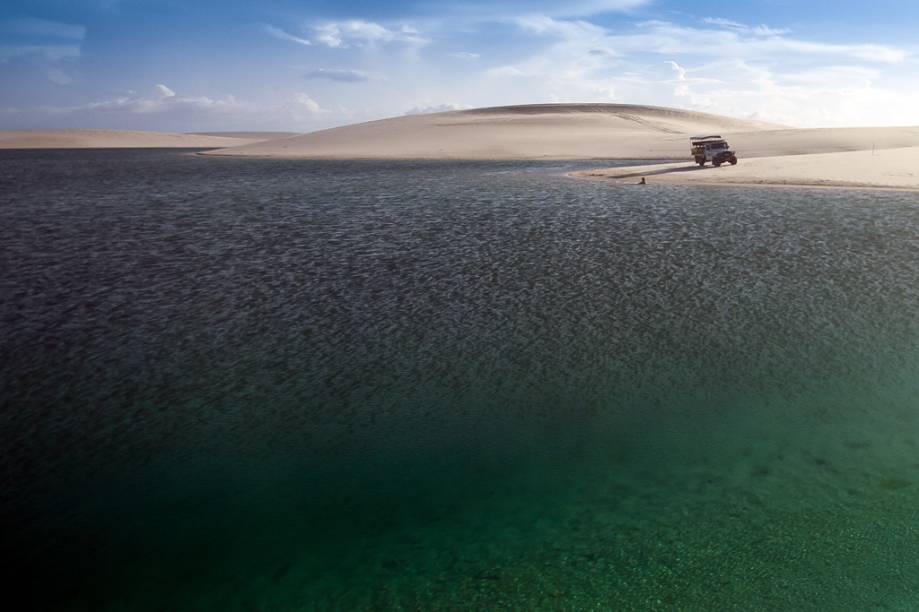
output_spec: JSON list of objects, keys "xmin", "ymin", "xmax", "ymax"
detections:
[{"xmin": 2, "ymin": 0, "xmax": 919, "ymax": 131}]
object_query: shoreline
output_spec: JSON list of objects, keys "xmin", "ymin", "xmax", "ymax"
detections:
[
  {"xmin": 572, "ymin": 172, "xmax": 919, "ymax": 192},
  {"xmin": 571, "ymin": 146, "xmax": 919, "ymax": 192},
  {"xmin": 196, "ymin": 150, "xmax": 688, "ymax": 161}
]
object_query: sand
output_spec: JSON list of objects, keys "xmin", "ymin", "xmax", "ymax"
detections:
[
  {"xmin": 199, "ymin": 103, "xmax": 919, "ymax": 189},
  {"xmin": 575, "ymin": 146, "xmax": 919, "ymax": 190},
  {"xmin": 201, "ymin": 104, "xmax": 919, "ymax": 163},
  {"xmin": 188, "ymin": 131, "xmax": 302, "ymax": 140},
  {"xmin": 202, "ymin": 104, "xmax": 784, "ymax": 160},
  {"xmin": 10, "ymin": 104, "xmax": 919, "ymax": 189},
  {"xmin": 0, "ymin": 129, "xmax": 294, "ymax": 149}
]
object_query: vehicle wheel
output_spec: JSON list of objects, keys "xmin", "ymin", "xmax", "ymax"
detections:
[
  {"xmin": 713, "ymin": 161, "xmax": 721, "ymax": 167},
  {"xmin": 730, "ymin": 157, "xmax": 738, "ymax": 165},
  {"xmin": 697, "ymin": 160, "xmax": 705, "ymax": 167}
]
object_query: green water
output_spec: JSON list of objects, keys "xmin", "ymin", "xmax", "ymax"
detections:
[
  {"xmin": 69, "ymin": 370, "xmax": 918, "ymax": 610},
  {"xmin": 2, "ymin": 151, "xmax": 919, "ymax": 609}
]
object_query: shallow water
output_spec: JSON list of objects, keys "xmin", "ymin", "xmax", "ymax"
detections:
[{"xmin": 3, "ymin": 150, "xmax": 919, "ymax": 609}]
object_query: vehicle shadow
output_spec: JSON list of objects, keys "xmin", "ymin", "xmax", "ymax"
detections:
[{"xmin": 610, "ymin": 164, "xmax": 722, "ymax": 180}]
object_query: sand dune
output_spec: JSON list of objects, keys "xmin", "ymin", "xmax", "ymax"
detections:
[
  {"xmin": 0, "ymin": 129, "xmax": 289, "ymax": 149},
  {"xmin": 576, "ymin": 146, "xmax": 919, "ymax": 190},
  {"xmin": 10, "ymin": 104, "xmax": 919, "ymax": 189},
  {"xmin": 724, "ymin": 127, "xmax": 919, "ymax": 159},
  {"xmin": 188, "ymin": 131, "xmax": 302, "ymax": 140},
  {"xmin": 202, "ymin": 103, "xmax": 919, "ymax": 167},
  {"xmin": 198, "ymin": 103, "xmax": 919, "ymax": 189},
  {"xmin": 202, "ymin": 104, "xmax": 784, "ymax": 159}
]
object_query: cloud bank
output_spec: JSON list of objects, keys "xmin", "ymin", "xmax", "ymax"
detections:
[{"xmin": 2, "ymin": 3, "xmax": 918, "ymax": 130}]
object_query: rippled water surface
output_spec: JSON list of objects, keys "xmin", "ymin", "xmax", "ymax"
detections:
[{"xmin": 3, "ymin": 149, "xmax": 919, "ymax": 609}]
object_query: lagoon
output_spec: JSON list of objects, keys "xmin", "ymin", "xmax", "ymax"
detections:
[{"xmin": 3, "ymin": 150, "xmax": 919, "ymax": 609}]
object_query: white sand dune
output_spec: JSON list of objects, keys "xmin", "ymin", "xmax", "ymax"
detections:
[
  {"xmin": 576, "ymin": 146, "xmax": 919, "ymax": 190},
  {"xmin": 10, "ymin": 104, "xmax": 919, "ymax": 189},
  {"xmin": 202, "ymin": 104, "xmax": 784, "ymax": 160},
  {"xmin": 726, "ymin": 127, "xmax": 919, "ymax": 158},
  {"xmin": 188, "ymin": 131, "xmax": 302, "ymax": 140},
  {"xmin": 0, "ymin": 129, "xmax": 290, "ymax": 149},
  {"xmin": 205, "ymin": 104, "xmax": 919, "ymax": 189},
  {"xmin": 201, "ymin": 102, "xmax": 919, "ymax": 189}
]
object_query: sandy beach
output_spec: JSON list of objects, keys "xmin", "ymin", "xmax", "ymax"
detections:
[
  {"xmin": 0, "ymin": 129, "xmax": 298, "ymax": 149},
  {"xmin": 575, "ymin": 146, "xmax": 919, "ymax": 190},
  {"xmin": 197, "ymin": 103, "xmax": 919, "ymax": 190}
]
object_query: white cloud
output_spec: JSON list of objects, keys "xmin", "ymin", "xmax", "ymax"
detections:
[
  {"xmin": 262, "ymin": 24, "xmax": 312, "ymax": 47},
  {"xmin": 620, "ymin": 21, "xmax": 906, "ymax": 63},
  {"xmin": 0, "ymin": 17, "xmax": 85, "ymax": 62},
  {"xmin": 405, "ymin": 103, "xmax": 466, "ymax": 115},
  {"xmin": 701, "ymin": 17, "xmax": 746, "ymax": 30},
  {"xmin": 427, "ymin": 0, "xmax": 651, "ymax": 19},
  {"xmin": 6, "ymin": 84, "xmax": 342, "ymax": 131},
  {"xmin": 304, "ymin": 68, "xmax": 372, "ymax": 82},
  {"xmin": 513, "ymin": 15, "xmax": 607, "ymax": 39},
  {"xmin": 0, "ymin": 44, "xmax": 81, "ymax": 62},
  {"xmin": 621, "ymin": 55, "xmax": 919, "ymax": 128},
  {"xmin": 35, "ymin": 85, "xmax": 247, "ymax": 116},
  {"xmin": 477, "ymin": 16, "xmax": 916, "ymax": 126},
  {"xmin": 498, "ymin": 17, "xmax": 906, "ymax": 67},
  {"xmin": 47, "ymin": 68, "xmax": 73, "ymax": 85},
  {"xmin": 293, "ymin": 93, "xmax": 323, "ymax": 113},
  {"xmin": 312, "ymin": 20, "xmax": 428, "ymax": 49},
  {"xmin": 7, "ymin": 8, "xmax": 919, "ymax": 131},
  {"xmin": 780, "ymin": 65, "xmax": 879, "ymax": 86},
  {"xmin": 702, "ymin": 17, "xmax": 790, "ymax": 37},
  {"xmin": 263, "ymin": 20, "xmax": 428, "ymax": 50},
  {"xmin": 0, "ymin": 17, "xmax": 85, "ymax": 85},
  {"xmin": 491, "ymin": 17, "xmax": 616, "ymax": 78},
  {"xmin": 0, "ymin": 18, "xmax": 86, "ymax": 40},
  {"xmin": 487, "ymin": 65, "xmax": 526, "ymax": 77},
  {"xmin": 750, "ymin": 25, "xmax": 792, "ymax": 37},
  {"xmin": 665, "ymin": 60, "xmax": 686, "ymax": 81},
  {"xmin": 489, "ymin": 17, "xmax": 909, "ymax": 86}
]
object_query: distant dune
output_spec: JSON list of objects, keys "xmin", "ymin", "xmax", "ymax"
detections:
[
  {"xmin": 0, "ymin": 129, "xmax": 292, "ymax": 149},
  {"xmin": 202, "ymin": 104, "xmax": 785, "ymax": 160},
  {"xmin": 188, "ymin": 131, "xmax": 302, "ymax": 140}
]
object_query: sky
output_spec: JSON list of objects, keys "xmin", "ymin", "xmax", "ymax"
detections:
[{"xmin": 2, "ymin": 0, "xmax": 919, "ymax": 132}]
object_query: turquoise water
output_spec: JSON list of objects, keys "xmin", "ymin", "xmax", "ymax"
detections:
[{"xmin": 2, "ymin": 150, "xmax": 919, "ymax": 609}]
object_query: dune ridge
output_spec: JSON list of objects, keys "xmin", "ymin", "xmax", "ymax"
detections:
[
  {"xmin": 200, "ymin": 102, "xmax": 919, "ymax": 189},
  {"xmin": 201, "ymin": 104, "xmax": 785, "ymax": 160}
]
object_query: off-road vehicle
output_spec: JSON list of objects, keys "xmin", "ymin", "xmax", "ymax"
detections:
[{"xmin": 691, "ymin": 135, "xmax": 738, "ymax": 167}]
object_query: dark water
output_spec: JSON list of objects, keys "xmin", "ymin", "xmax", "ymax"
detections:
[{"xmin": 3, "ymin": 149, "xmax": 919, "ymax": 609}]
